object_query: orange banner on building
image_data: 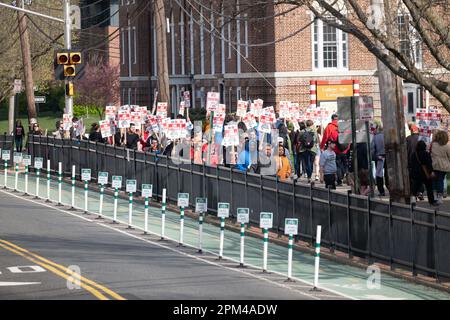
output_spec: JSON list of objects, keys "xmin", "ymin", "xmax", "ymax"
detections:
[{"xmin": 317, "ymin": 84, "xmax": 354, "ymax": 101}]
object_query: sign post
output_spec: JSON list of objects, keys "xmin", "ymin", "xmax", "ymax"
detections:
[
  {"xmin": 34, "ymin": 157, "xmax": 43, "ymax": 198},
  {"xmin": 142, "ymin": 184, "xmax": 153, "ymax": 234},
  {"xmin": 126, "ymin": 179, "xmax": 137, "ymax": 229},
  {"xmin": 217, "ymin": 202, "xmax": 230, "ymax": 259},
  {"xmin": 57, "ymin": 162, "xmax": 63, "ymax": 206},
  {"xmin": 13, "ymin": 152, "xmax": 22, "ymax": 192},
  {"xmin": 284, "ymin": 218, "xmax": 299, "ymax": 282},
  {"xmin": 22, "ymin": 155, "xmax": 31, "ymax": 196},
  {"xmin": 81, "ymin": 169, "xmax": 91, "ymax": 214},
  {"xmin": 195, "ymin": 197, "xmax": 208, "ymax": 253},
  {"xmin": 177, "ymin": 193, "xmax": 189, "ymax": 246},
  {"xmin": 313, "ymin": 225, "xmax": 322, "ymax": 291},
  {"xmin": 160, "ymin": 188, "xmax": 167, "ymax": 240},
  {"xmin": 237, "ymin": 208, "xmax": 250, "ymax": 268},
  {"xmin": 112, "ymin": 176, "xmax": 122, "ymax": 223},
  {"xmin": 2, "ymin": 150, "xmax": 10, "ymax": 189},
  {"xmin": 69, "ymin": 165, "xmax": 76, "ymax": 210},
  {"xmin": 46, "ymin": 159, "xmax": 51, "ymax": 202},
  {"xmin": 97, "ymin": 172, "xmax": 108, "ymax": 219},
  {"xmin": 260, "ymin": 212, "xmax": 273, "ymax": 273}
]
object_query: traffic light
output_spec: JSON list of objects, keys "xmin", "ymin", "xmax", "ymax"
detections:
[
  {"xmin": 65, "ymin": 82, "xmax": 74, "ymax": 96},
  {"xmin": 70, "ymin": 52, "xmax": 81, "ymax": 64},
  {"xmin": 54, "ymin": 49, "xmax": 84, "ymax": 80}
]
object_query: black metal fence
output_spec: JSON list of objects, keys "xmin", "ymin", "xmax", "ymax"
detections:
[{"xmin": 4, "ymin": 134, "xmax": 450, "ymax": 282}]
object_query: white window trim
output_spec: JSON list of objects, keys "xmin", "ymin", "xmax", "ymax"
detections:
[
  {"xmin": 210, "ymin": 9, "xmax": 215, "ymax": 75},
  {"xmin": 221, "ymin": 15, "xmax": 225, "ymax": 74},
  {"xmin": 398, "ymin": 13, "xmax": 423, "ymax": 69},
  {"xmin": 190, "ymin": 9, "xmax": 194, "ymax": 75},
  {"xmin": 170, "ymin": 12, "xmax": 176, "ymax": 75},
  {"xmin": 153, "ymin": 16, "xmax": 157, "ymax": 76},
  {"xmin": 236, "ymin": 1, "xmax": 241, "ymax": 73},
  {"xmin": 244, "ymin": 14, "xmax": 249, "ymax": 58},
  {"xmin": 311, "ymin": 17, "xmax": 348, "ymax": 71},
  {"xmin": 200, "ymin": 7, "xmax": 205, "ymax": 75},
  {"xmin": 180, "ymin": 13, "xmax": 185, "ymax": 75},
  {"xmin": 133, "ymin": 26, "xmax": 137, "ymax": 65},
  {"xmin": 127, "ymin": 20, "xmax": 132, "ymax": 77}
]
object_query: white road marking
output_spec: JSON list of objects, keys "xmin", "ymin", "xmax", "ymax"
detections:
[
  {"xmin": 0, "ymin": 282, "xmax": 41, "ymax": 286},
  {"xmin": 7, "ymin": 265, "xmax": 46, "ymax": 273}
]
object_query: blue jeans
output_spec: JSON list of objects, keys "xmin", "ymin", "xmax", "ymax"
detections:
[
  {"xmin": 301, "ymin": 150, "xmax": 315, "ymax": 179},
  {"xmin": 433, "ymin": 171, "xmax": 446, "ymax": 194}
]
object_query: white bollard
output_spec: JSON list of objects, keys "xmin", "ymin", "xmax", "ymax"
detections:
[
  {"xmin": 24, "ymin": 165, "xmax": 29, "ymax": 195},
  {"xmin": 198, "ymin": 213, "xmax": 203, "ymax": 253},
  {"xmin": 178, "ymin": 207, "xmax": 184, "ymax": 246},
  {"xmin": 127, "ymin": 192, "xmax": 134, "ymax": 229},
  {"xmin": 35, "ymin": 169, "xmax": 40, "ymax": 199},
  {"xmin": 219, "ymin": 217, "xmax": 225, "ymax": 259},
  {"xmin": 144, "ymin": 196, "xmax": 149, "ymax": 234},
  {"xmin": 313, "ymin": 225, "xmax": 322, "ymax": 290},
  {"xmin": 287, "ymin": 234, "xmax": 294, "ymax": 280},
  {"xmin": 70, "ymin": 165, "xmax": 76, "ymax": 209},
  {"xmin": 239, "ymin": 223, "xmax": 245, "ymax": 267},
  {"xmin": 161, "ymin": 188, "xmax": 166, "ymax": 240},
  {"xmin": 14, "ymin": 163, "xmax": 18, "ymax": 191},
  {"xmin": 84, "ymin": 180, "xmax": 88, "ymax": 214},
  {"xmin": 46, "ymin": 159, "xmax": 51, "ymax": 202},
  {"xmin": 98, "ymin": 184, "xmax": 104, "ymax": 218},
  {"xmin": 113, "ymin": 187, "xmax": 118, "ymax": 223},
  {"xmin": 57, "ymin": 162, "xmax": 62, "ymax": 205},
  {"xmin": 263, "ymin": 228, "xmax": 269, "ymax": 272},
  {"xmin": 3, "ymin": 160, "xmax": 7, "ymax": 189}
]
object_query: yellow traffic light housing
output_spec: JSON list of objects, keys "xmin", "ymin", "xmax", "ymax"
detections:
[
  {"xmin": 64, "ymin": 65, "xmax": 76, "ymax": 77},
  {"xmin": 57, "ymin": 53, "xmax": 69, "ymax": 65},
  {"xmin": 66, "ymin": 82, "xmax": 74, "ymax": 96},
  {"xmin": 70, "ymin": 52, "xmax": 81, "ymax": 64}
]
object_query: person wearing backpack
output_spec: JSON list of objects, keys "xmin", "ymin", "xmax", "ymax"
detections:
[{"xmin": 300, "ymin": 120, "xmax": 319, "ymax": 183}]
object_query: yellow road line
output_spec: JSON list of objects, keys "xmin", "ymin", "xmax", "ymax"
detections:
[{"xmin": 0, "ymin": 239, "xmax": 125, "ymax": 300}]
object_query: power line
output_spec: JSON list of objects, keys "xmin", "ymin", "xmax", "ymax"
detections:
[
  {"xmin": 78, "ymin": 0, "xmax": 107, "ymax": 10},
  {"xmin": 27, "ymin": 14, "xmax": 64, "ymax": 46}
]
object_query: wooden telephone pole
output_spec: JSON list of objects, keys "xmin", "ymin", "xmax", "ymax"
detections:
[
  {"xmin": 17, "ymin": 0, "xmax": 37, "ymax": 122},
  {"xmin": 155, "ymin": 0, "xmax": 170, "ymax": 104},
  {"xmin": 372, "ymin": 0, "xmax": 410, "ymax": 202}
]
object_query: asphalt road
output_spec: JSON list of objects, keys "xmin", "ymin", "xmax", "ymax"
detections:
[{"xmin": 0, "ymin": 189, "xmax": 345, "ymax": 300}]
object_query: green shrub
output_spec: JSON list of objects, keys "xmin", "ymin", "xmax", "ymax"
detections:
[{"xmin": 73, "ymin": 105, "xmax": 103, "ymax": 119}]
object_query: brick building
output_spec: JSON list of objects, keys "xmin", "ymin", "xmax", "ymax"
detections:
[{"xmin": 118, "ymin": 0, "xmax": 444, "ymax": 120}]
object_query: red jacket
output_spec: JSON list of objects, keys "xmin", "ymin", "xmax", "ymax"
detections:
[{"xmin": 320, "ymin": 120, "xmax": 349, "ymax": 155}]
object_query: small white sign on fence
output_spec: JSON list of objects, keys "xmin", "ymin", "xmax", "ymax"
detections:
[
  {"xmin": 217, "ymin": 203, "xmax": 230, "ymax": 218},
  {"xmin": 195, "ymin": 197, "xmax": 208, "ymax": 213},
  {"xmin": 112, "ymin": 176, "xmax": 122, "ymax": 188},
  {"xmin": 284, "ymin": 218, "xmax": 299, "ymax": 235},
  {"xmin": 22, "ymin": 155, "xmax": 32, "ymax": 166},
  {"xmin": 2, "ymin": 150, "xmax": 11, "ymax": 161},
  {"xmin": 81, "ymin": 169, "xmax": 91, "ymax": 181},
  {"xmin": 126, "ymin": 179, "xmax": 137, "ymax": 193},
  {"xmin": 260, "ymin": 212, "xmax": 273, "ymax": 229},
  {"xmin": 34, "ymin": 157, "xmax": 43, "ymax": 169},
  {"xmin": 142, "ymin": 184, "xmax": 153, "ymax": 198},
  {"xmin": 177, "ymin": 193, "xmax": 189, "ymax": 208},
  {"xmin": 13, "ymin": 152, "xmax": 23, "ymax": 163},
  {"xmin": 98, "ymin": 172, "xmax": 108, "ymax": 185},
  {"xmin": 237, "ymin": 208, "xmax": 250, "ymax": 224}
]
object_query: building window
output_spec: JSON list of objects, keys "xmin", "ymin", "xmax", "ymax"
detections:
[
  {"xmin": 398, "ymin": 14, "xmax": 422, "ymax": 68},
  {"xmin": 312, "ymin": 18, "xmax": 348, "ymax": 70}
]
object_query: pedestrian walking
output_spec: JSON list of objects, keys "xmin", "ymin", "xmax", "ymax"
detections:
[
  {"xmin": 371, "ymin": 122, "xmax": 386, "ymax": 196},
  {"xmin": 410, "ymin": 140, "xmax": 438, "ymax": 206},
  {"xmin": 14, "ymin": 120, "xmax": 25, "ymax": 152},
  {"xmin": 320, "ymin": 140, "xmax": 337, "ymax": 189},
  {"xmin": 431, "ymin": 130, "xmax": 450, "ymax": 204}
]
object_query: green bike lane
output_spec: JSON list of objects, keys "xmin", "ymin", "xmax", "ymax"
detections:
[{"xmin": 2, "ymin": 169, "xmax": 450, "ymax": 300}]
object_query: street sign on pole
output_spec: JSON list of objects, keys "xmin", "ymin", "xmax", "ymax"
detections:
[
  {"xmin": 34, "ymin": 96, "xmax": 46, "ymax": 104},
  {"xmin": 13, "ymin": 79, "xmax": 22, "ymax": 94}
]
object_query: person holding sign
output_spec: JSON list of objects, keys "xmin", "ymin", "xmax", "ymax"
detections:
[{"xmin": 275, "ymin": 145, "xmax": 292, "ymax": 181}]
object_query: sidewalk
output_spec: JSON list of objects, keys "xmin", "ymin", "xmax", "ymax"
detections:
[{"xmin": 1, "ymin": 169, "xmax": 449, "ymax": 300}]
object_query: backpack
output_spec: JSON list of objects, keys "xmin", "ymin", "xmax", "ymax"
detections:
[{"xmin": 302, "ymin": 131, "xmax": 315, "ymax": 149}]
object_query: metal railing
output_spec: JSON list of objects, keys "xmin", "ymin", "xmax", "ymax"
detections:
[{"xmin": 4, "ymin": 134, "xmax": 449, "ymax": 282}]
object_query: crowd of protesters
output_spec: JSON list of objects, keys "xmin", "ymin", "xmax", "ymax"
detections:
[{"xmin": 9, "ymin": 104, "xmax": 450, "ymax": 207}]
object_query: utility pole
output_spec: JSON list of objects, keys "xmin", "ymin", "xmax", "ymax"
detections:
[
  {"xmin": 371, "ymin": 0, "xmax": 410, "ymax": 202},
  {"xmin": 17, "ymin": 0, "xmax": 37, "ymax": 122},
  {"xmin": 64, "ymin": 0, "xmax": 73, "ymax": 116},
  {"xmin": 155, "ymin": 0, "xmax": 170, "ymax": 103}
]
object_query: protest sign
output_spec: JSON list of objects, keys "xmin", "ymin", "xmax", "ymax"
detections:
[
  {"xmin": 206, "ymin": 92, "xmax": 220, "ymax": 114},
  {"xmin": 156, "ymin": 102, "xmax": 168, "ymax": 119},
  {"xmin": 237, "ymin": 100, "xmax": 248, "ymax": 117},
  {"xmin": 118, "ymin": 110, "xmax": 131, "ymax": 128},
  {"xmin": 99, "ymin": 120, "xmax": 111, "ymax": 138},
  {"xmin": 63, "ymin": 114, "xmax": 73, "ymax": 130}
]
